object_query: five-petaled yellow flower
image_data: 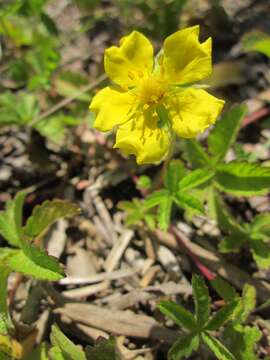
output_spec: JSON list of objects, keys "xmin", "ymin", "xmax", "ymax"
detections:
[{"xmin": 89, "ymin": 26, "xmax": 225, "ymax": 164}]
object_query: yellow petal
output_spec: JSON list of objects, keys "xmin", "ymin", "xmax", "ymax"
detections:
[
  {"xmin": 104, "ymin": 31, "xmax": 154, "ymax": 88},
  {"xmin": 162, "ymin": 26, "xmax": 212, "ymax": 85},
  {"xmin": 167, "ymin": 88, "xmax": 225, "ymax": 138},
  {"xmin": 89, "ymin": 86, "xmax": 135, "ymax": 132},
  {"xmin": 114, "ymin": 114, "xmax": 170, "ymax": 164}
]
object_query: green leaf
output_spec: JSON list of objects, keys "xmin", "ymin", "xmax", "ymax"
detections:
[
  {"xmin": 85, "ymin": 338, "xmax": 116, "ymax": 360},
  {"xmin": 175, "ymin": 192, "xmax": 204, "ymax": 215},
  {"xmin": 168, "ymin": 333, "xmax": 200, "ymax": 360},
  {"xmin": 208, "ymin": 105, "xmax": 247, "ymax": 161},
  {"xmin": 211, "ymin": 277, "xmax": 237, "ymax": 302},
  {"xmin": 144, "ymin": 190, "xmax": 169, "ymax": 209},
  {"xmin": 210, "ymin": 191, "xmax": 245, "ymax": 235},
  {"xmin": 136, "ymin": 175, "xmax": 152, "ymax": 190},
  {"xmin": 237, "ymin": 284, "xmax": 256, "ymax": 323},
  {"xmin": 6, "ymin": 246, "xmax": 64, "ymax": 281},
  {"xmin": 224, "ymin": 324, "xmax": 262, "ymax": 360},
  {"xmin": 251, "ymin": 241, "xmax": 270, "ymax": 269},
  {"xmin": 35, "ymin": 115, "xmax": 80, "ymax": 143},
  {"xmin": 202, "ymin": 331, "xmax": 236, "ymax": 360},
  {"xmin": 165, "ymin": 160, "xmax": 186, "ymax": 193},
  {"xmin": 192, "ymin": 275, "xmax": 210, "ymax": 328},
  {"xmin": 0, "ymin": 267, "xmax": 12, "ymax": 335},
  {"xmin": 0, "ymin": 192, "xmax": 26, "ymax": 247},
  {"xmin": 27, "ymin": 343, "xmax": 49, "ymax": 360},
  {"xmin": 242, "ymin": 31, "xmax": 270, "ymax": 57},
  {"xmin": 179, "ymin": 168, "xmax": 215, "ymax": 192},
  {"xmin": 24, "ymin": 200, "xmax": 80, "ymax": 238},
  {"xmin": 219, "ymin": 234, "xmax": 247, "ymax": 253},
  {"xmin": 158, "ymin": 196, "xmax": 173, "ymax": 231},
  {"xmin": 50, "ymin": 325, "xmax": 86, "ymax": 360},
  {"xmin": 205, "ymin": 299, "xmax": 240, "ymax": 331},
  {"xmin": 250, "ymin": 213, "xmax": 270, "ymax": 240},
  {"xmin": 184, "ymin": 139, "xmax": 211, "ymax": 169},
  {"xmin": 215, "ymin": 162, "xmax": 270, "ymax": 196},
  {"xmin": 159, "ymin": 301, "xmax": 197, "ymax": 332},
  {"xmin": 49, "ymin": 346, "xmax": 65, "ymax": 360}
]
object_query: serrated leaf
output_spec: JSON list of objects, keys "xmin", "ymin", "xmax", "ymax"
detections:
[
  {"xmin": 225, "ymin": 324, "xmax": 262, "ymax": 360},
  {"xmin": 192, "ymin": 275, "xmax": 210, "ymax": 328},
  {"xmin": 219, "ymin": 234, "xmax": 247, "ymax": 253},
  {"xmin": 85, "ymin": 338, "xmax": 116, "ymax": 360},
  {"xmin": 179, "ymin": 168, "xmax": 215, "ymax": 192},
  {"xmin": 168, "ymin": 333, "xmax": 200, "ymax": 360},
  {"xmin": 159, "ymin": 301, "xmax": 197, "ymax": 332},
  {"xmin": 50, "ymin": 325, "xmax": 86, "ymax": 360},
  {"xmin": 208, "ymin": 105, "xmax": 247, "ymax": 161},
  {"xmin": 165, "ymin": 160, "xmax": 186, "ymax": 193},
  {"xmin": 251, "ymin": 241, "xmax": 270, "ymax": 269},
  {"xmin": 35, "ymin": 115, "xmax": 79, "ymax": 143},
  {"xmin": 0, "ymin": 192, "xmax": 26, "ymax": 247},
  {"xmin": 237, "ymin": 284, "xmax": 256, "ymax": 323},
  {"xmin": 0, "ymin": 267, "xmax": 11, "ymax": 335},
  {"xmin": 184, "ymin": 139, "xmax": 211, "ymax": 169},
  {"xmin": 175, "ymin": 192, "xmax": 204, "ymax": 215},
  {"xmin": 215, "ymin": 162, "xmax": 270, "ymax": 196},
  {"xmin": 158, "ymin": 196, "xmax": 173, "ymax": 231},
  {"xmin": 211, "ymin": 277, "xmax": 237, "ymax": 302},
  {"xmin": 24, "ymin": 200, "xmax": 80, "ymax": 238},
  {"xmin": 205, "ymin": 299, "xmax": 240, "ymax": 331},
  {"xmin": 202, "ymin": 332, "xmax": 236, "ymax": 360},
  {"xmin": 6, "ymin": 247, "xmax": 64, "ymax": 281}
]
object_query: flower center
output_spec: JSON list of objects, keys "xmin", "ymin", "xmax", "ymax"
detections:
[{"xmin": 139, "ymin": 77, "xmax": 165, "ymax": 106}]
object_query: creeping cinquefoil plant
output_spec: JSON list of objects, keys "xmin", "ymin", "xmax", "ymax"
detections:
[{"xmin": 89, "ymin": 26, "xmax": 225, "ymax": 164}]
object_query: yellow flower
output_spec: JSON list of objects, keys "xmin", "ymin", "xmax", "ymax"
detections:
[{"xmin": 90, "ymin": 26, "xmax": 225, "ymax": 164}]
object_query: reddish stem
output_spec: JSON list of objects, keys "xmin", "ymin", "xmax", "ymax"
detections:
[
  {"xmin": 169, "ymin": 226, "xmax": 215, "ymax": 281},
  {"xmin": 241, "ymin": 107, "xmax": 270, "ymax": 128}
]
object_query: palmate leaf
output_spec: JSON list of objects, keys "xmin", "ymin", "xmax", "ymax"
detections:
[
  {"xmin": 164, "ymin": 160, "xmax": 186, "ymax": 194},
  {"xmin": 184, "ymin": 139, "xmax": 211, "ymax": 169},
  {"xmin": 208, "ymin": 105, "xmax": 247, "ymax": 161},
  {"xmin": 192, "ymin": 275, "xmax": 210, "ymax": 328},
  {"xmin": 202, "ymin": 331, "xmax": 236, "ymax": 360},
  {"xmin": 159, "ymin": 301, "xmax": 197, "ymax": 332},
  {"xmin": 179, "ymin": 168, "xmax": 215, "ymax": 192},
  {"xmin": 168, "ymin": 333, "xmax": 200, "ymax": 360},
  {"xmin": 215, "ymin": 162, "xmax": 270, "ymax": 196},
  {"xmin": 24, "ymin": 200, "xmax": 80, "ymax": 238},
  {"xmin": 205, "ymin": 299, "xmax": 240, "ymax": 331},
  {"xmin": 50, "ymin": 325, "xmax": 86, "ymax": 360}
]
